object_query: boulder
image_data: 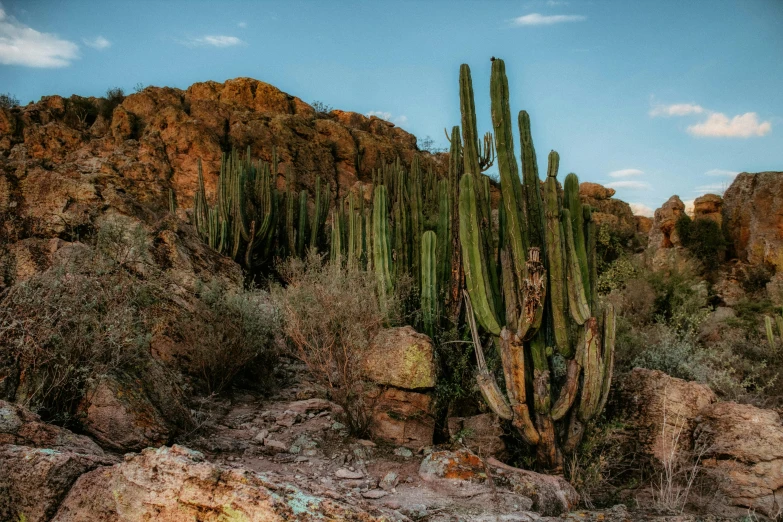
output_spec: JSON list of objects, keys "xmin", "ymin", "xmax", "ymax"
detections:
[
  {"xmin": 367, "ymin": 386, "xmax": 435, "ymax": 450},
  {"xmin": 693, "ymin": 193, "xmax": 723, "ymax": 226},
  {"xmin": 635, "ymin": 215, "xmax": 653, "ymax": 235},
  {"xmin": 649, "ymin": 195, "xmax": 686, "ymax": 249},
  {"xmin": 614, "ymin": 368, "xmax": 716, "ymax": 465},
  {"xmin": 52, "ymin": 445, "xmax": 387, "ymax": 521},
  {"xmin": 723, "ymin": 172, "xmax": 783, "ymax": 271},
  {"xmin": 447, "ymin": 413, "xmax": 506, "ymax": 458},
  {"xmin": 363, "ymin": 326, "xmax": 437, "ymax": 390},
  {"xmin": 579, "ymin": 182, "xmax": 636, "ymax": 239},
  {"xmin": 0, "ymin": 401, "xmax": 116, "ymax": 522},
  {"xmin": 418, "ymin": 448, "xmax": 579, "ymax": 516},
  {"xmin": 77, "ymin": 367, "xmax": 193, "ymax": 452},
  {"xmin": 694, "ymin": 402, "xmax": 783, "ymax": 518}
]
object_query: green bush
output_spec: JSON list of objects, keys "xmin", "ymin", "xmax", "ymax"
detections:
[
  {"xmin": 676, "ymin": 215, "xmax": 726, "ymax": 271},
  {"xmin": 0, "ymin": 93, "xmax": 19, "ymax": 109},
  {"xmin": 99, "ymin": 87, "xmax": 125, "ymax": 120}
]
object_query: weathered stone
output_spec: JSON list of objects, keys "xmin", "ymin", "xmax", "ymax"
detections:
[
  {"xmin": 694, "ymin": 401, "xmax": 783, "ymax": 518},
  {"xmin": 693, "ymin": 193, "xmax": 723, "ymax": 226},
  {"xmin": 447, "ymin": 413, "xmax": 506, "ymax": 458},
  {"xmin": 649, "ymin": 195, "xmax": 686, "ymax": 249},
  {"xmin": 635, "ymin": 215, "xmax": 653, "ymax": 235},
  {"xmin": 335, "ymin": 468, "xmax": 364, "ymax": 479},
  {"xmin": 367, "ymin": 386, "xmax": 435, "ymax": 449},
  {"xmin": 580, "ymin": 182, "xmax": 636, "ymax": 239},
  {"xmin": 614, "ymin": 368, "xmax": 716, "ymax": 465},
  {"xmin": 52, "ymin": 445, "xmax": 386, "ymax": 521},
  {"xmin": 363, "ymin": 326, "xmax": 437, "ymax": 390},
  {"xmin": 723, "ymin": 171, "xmax": 783, "ymax": 271}
]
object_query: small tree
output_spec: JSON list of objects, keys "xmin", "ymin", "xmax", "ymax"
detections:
[
  {"xmin": 0, "ymin": 93, "xmax": 20, "ymax": 109},
  {"xmin": 311, "ymin": 100, "xmax": 332, "ymax": 114}
]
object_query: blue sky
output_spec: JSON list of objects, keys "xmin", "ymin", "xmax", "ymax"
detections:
[{"xmin": 1, "ymin": 0, "xmax": 781, "ymax": 215}]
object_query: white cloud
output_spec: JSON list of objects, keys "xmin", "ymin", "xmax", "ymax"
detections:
[
  {"xmin": 687, "ymin": 112, "xmax": 771, "ymax": 138},
  {"xmin": 182, "ymin": 35, "xmax": 243, "ymax": 48},
  {"xmin": 683, "ymin": 199, "xmax": 695, "ymax": 215},
  {"xmin": 83, "ymin": 35, "xmax": 110, "ymax": 50},
  {"xmin": 704, "ymin": 169, "xmax": 738, "ymax": 177},
  {"xmin": 546, "ymin": 0, "xmax": 569, "ymax": 5},
  {"xmin": 0, "ymin": 5, "xmax": 79, "ymax": 67},
  {"xmin": 238, "ymin": 21, "xmax": 247, "ymax": 28},
  {"xmin": 366, "ymin": 111, "xmax": 408, "ymax": 126},
  {"xmin": 629, "ymin": 203, "xmax": 653, "ymax": 217},
  {"xmin": 649, "ymin": 103, "xmax": 705, "ymax": 117},
  {"xmin": 511, "ymin": 13, "xmax": 586, "ymax": 26},
  {"xmin": 605, "ymin": 180, "xmax": 651, "ymax": 190},
  {"xmin": 608, "ymin": 168, "xmax": 644, "ymax": 178}
]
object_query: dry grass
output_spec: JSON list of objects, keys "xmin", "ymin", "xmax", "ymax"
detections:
[{"xmin": 272, "ymin": 252, "xmax": 393, "ymax": 435}]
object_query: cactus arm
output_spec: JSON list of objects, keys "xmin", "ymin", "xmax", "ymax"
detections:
[
  {"xmin": 551, "ymin": 359, "xmax": 581, "ymax": 421},
  {"xmin": 562, "ymin": 208, "xmax": 591, "ymax": 325},
  {"xmin": 465, "ymin": 290, "xmax": 513, "ymax": 420},
  {"xmin": 498, "ymin": 328, "xmax": 540, "ymax": 445},
  {"xmin": 373, "ymin": 185, "xmax": 394, "ymax": 305},
  {"xmin": 777, "ymin": 314, "xmax": 783, "ymax": 342},
  {"xmin": 519, "ymin": 111, "xmax": 545, "ymax": 251},
  {"xmin": 543, "ymin": 152, "xmax": 571, "ymax": 356},
  {"xmin": 596, "ymin": 303, "xmax": 616, "ymax": 416},
  {"xmin": 766, "ymin": 316, "xmax": 776, "ymax": 349},
  {"xmin": 564, "ymin": 173, "xmax": 590, "ymax": 295},
  {"xmin": 459, "ymin": 173, "xmax": 502, "ymax": 336},
  {"xmin": 577, "ymin": 317, "xmax": 602, "ymax": 422},
  {"xmin": 421, "ymin": 231, "xmax": 438, "ymax": 337}
]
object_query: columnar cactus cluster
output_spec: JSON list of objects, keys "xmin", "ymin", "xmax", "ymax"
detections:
[
  {"xmin": 193, "ymin": 146, "xmax": 330, "ymax": 271},
  {"xmin": 458, "ymin": 58, "xmax": 616, "ymax": 471},
  {"xmin": 192, "ymin": 58, "xmax": 616, "ymax": 469}
]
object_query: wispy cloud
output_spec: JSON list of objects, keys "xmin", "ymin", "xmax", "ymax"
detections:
[
  {"xmin": 705, "ymin": 168, "xmax": 738, "ymax": 177},
  {"xmin": 605, "ymin": 180, "xmax": 651, "ymax": 190},
  {"xmin": 694, "ymin": 183, "xmax": 729, "ymax": 195},
  {"xmin": 687, "ymin": 112, "xmax": 771, "ymax": 138},
  {"xmin": 683, "ymin": 199, "xmax": 695, "ymax": 214},
  {"xmin": 366, "ymin": 110, "xmax": 408, "ymax": 126},
  {"xmin": 181, "ymin": 35, "xmax": 243, "ymax": 48},
  {"xmin": 83, "ymin": 35, "xmax": 110, "ymax": 50},
  {"xmin": 629, "ymin": 203, "xmax": 653, "ymax": 217},
  {"xmin": 650, "ymin": 100, "xmax": 771, "ymax": 138},
  {"xmin": 511, "ymin": 13, "xmax": 586, "ymax": 26},
  {"xmin": 546, "ymin": 0, "xmax": 569, "ymax": 5},
  {"xmin": 0, "ymin": 5, "xmax": 79, "ymax": 67},
  {"xmin": 608, "ymin": 168, "xmax": 644, "ymax": 178},
  {"xmin": 649, "ymin": 103, "xmax": 704, "ymax": 117},
  {"xmin": 238, "ymin": 21, "xmax": 247, "ymax": 29}
]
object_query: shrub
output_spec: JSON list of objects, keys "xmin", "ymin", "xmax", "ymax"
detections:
[
  {"xmin": 311, "ymin": 100, "xmax": 333, "ymax": 114},
  {"xmin": 0, "ymin": 93, "xmax": 19, "ymax": 109},
  {"xmin": 99, "ymin": 87, "xmax": 125, "ymax": 119},
  {"xmin": 676, "ymin": 216, "xmax": 726, "ymax": 271},
  {"xmin": 179, "ymin": 280, "xmax": 279, "ymax": 394},
  {"xmin": 271, "ymin": 252, "xmax": 394, "ymax": 435}
]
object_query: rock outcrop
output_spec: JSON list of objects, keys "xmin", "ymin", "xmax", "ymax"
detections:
[
  {"xmin": 579, "ymin": 182, "xmax": 636, "ymax": 239},
  {"xmin": 447, "ymin": 413, "xmax": 506, "ymax": 458},
  {"xmin": 363, "ymin": 327, "xmax": 438, "ymax": 449},
  {"xmin": 614, "ymin": 368, "xmax": 717, "ymax": 464},
  {"xmin": 723, "ymin": 171, "xmax": 783, "ymax": 271},
  {"xmin": 648, "ymin": 195, "xmax": 686, "ymax": 250},
  {"xmin": 52, "ymin": 445, "xmax": 387, "ymax": 521},
  {"xmin": 0, "ymin": 401, "xmax": 117, "ymax": 522},
  {"xmin": 694, "ymin": 402, "xmax": 783, "ymax": 518},
  {"xmin": 693, "ymin": 193, "xmax": 723, "ymax": 226}
]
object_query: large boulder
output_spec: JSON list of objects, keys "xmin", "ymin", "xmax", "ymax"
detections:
[
  {"xmin": 362, "ymin": 326, "xmax": 437, "ymax": 389},
  {"xmin": 694, "ymin": 402, "xmax": 783, "ymax": 518},
  {"xmin": 363, "ymin": 327, "xmax": 438, "ymax": 449},
  {"xmin": 614, "ymin": 368, "xmax": 717, "ymax": 465},
  {"xmin": 649, "ymin": 195, "xmax": 686, "ymax": 249},
  {"xmin": 52, "ymin": 445, "xmax": 388, "ymax": 521},
  {"xmin": 0, "ymin": 401, "xmax": 116, "ymax": 522},
  {"xmin": 723, "ymin": 171, "xmax": 783, "ymax": 271}
]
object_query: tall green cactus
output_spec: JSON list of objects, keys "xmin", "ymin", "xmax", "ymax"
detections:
[
  {"xmin": 460, "ymin": 58, "xmax": 616, "ymax": 471},
  {"xmin": 421, "ymin": 231, "xmax": 438, "ymax": 337},
  {"xmin": 373, "ymin": 185, "xmax": 393, "ymax": 308}
]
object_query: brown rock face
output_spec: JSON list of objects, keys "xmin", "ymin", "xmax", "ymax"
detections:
[
  {"xmin": 635, "ymin": 215, "xmax": 653, "ymax": 235},
  {"xmin": 366, "ymin": 387, "xmax": 435, "ymax": 450},
  {"xmin": 447, "ymin": 413, "xmax": 506, "ymax": 458},
  {"xmin": 0, "ymin": 401, "xmax": 116, "ymax": 522},
  {"xmin": 723, "ymin": 172, "xmax": 783, "ymax": 270},
  {"xmin": 579, "ymin": 182, "xmax": 636, "ymax": 239},
  {"xmin": 649, "ymin": 195, "xmax": 686, "ymax": 249},
  {"xmin": 615, "ymin": 368, "xmax": 717, "ymax": 465},
  {"xmin": 52, "ymin": 445, "xmax": 386, "ymax": 521},
  {"xmin": 693, "ymin": 193, "xmax": 723, "ymax": 226},
  {"xmin": 694, "ymin": 402, "xmax": 783, "ymax": 518}
]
